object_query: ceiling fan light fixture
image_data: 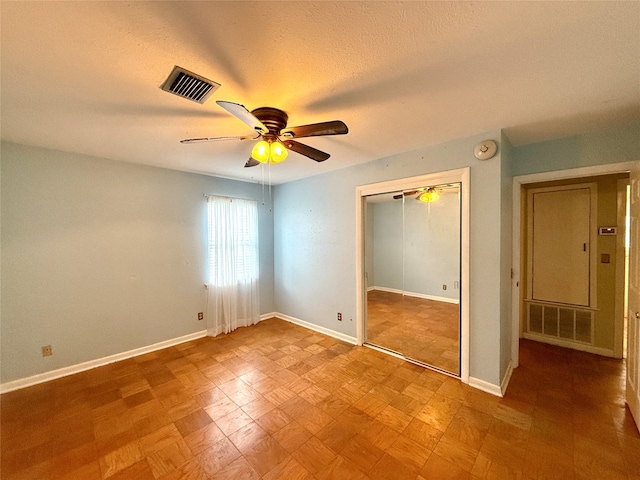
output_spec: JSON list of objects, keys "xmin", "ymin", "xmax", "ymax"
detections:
[
  {"xmin": 181, "ymin": 101, "xmax": 347, "ymax": 167},
  {"xmin": 270, "ymin": 141, "xmax": 288, "ymax": 163},
  {"xmin": 251, "ymin": 139, "xmax": 289, "ymax": 164},
  {"xmin": 251, "ymin": 140, "xmax": 270, "ymax": 163},
  {"xmin": 418, "ymin": 189, "xmax": 439, "ymax": 203}
]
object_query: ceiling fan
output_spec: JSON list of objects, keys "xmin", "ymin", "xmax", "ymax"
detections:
[
  {"xmin": 181, "ymin": 101, "xmax": 348, "ymax": 168},
  {"xmin": 393, "ymin": 184, "xmax": 460, "ymax": 203}
]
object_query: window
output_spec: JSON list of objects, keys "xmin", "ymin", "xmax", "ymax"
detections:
[{"xmin": 207, "ymin": 196, "xmax": 259, "ymax": 286}]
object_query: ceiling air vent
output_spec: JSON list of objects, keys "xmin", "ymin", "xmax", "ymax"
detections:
[{"xmin": 160, "ymin": 66, "xmax": 220, "ymax": 104}]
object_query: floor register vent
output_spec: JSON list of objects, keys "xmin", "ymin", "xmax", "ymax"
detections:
[{"xmin": 527, "ymin": 301, "xmax": 594, "ymax": 345}]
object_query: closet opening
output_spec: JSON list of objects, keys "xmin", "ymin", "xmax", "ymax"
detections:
[{"xmin": 356, "ymin": 168, "xmax": 470, "ymax": 382}]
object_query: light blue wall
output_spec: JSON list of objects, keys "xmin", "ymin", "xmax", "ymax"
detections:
[
  {"xmin": 511, "ymin": 121, "xmax": 640, "ymax": 176},
  {"xmin": 370, "ymin": 200, "xmax": 403, "ymax": 291},
  {"xmin": 403, "ymin": 191, "xmax": 460, "ymax": 300},
  {"xmin": 369, "ymin": 193, "xmax": 460, "ymax": 301},
  {"xmin": 5, "ymin": 122, "xmax": 636, "ymax": 388},
  {"xmin": 274, "ymin": 130, "xmax": 508, "ymax": 386},
  {"xmin": 0, "ymin": 142, "xmax": 274, "ymax": 383}
]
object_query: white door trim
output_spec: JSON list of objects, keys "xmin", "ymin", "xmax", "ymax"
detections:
[
  {"xmin": 355, "ymin": 167, "xmax": 470, "ymax": 382},
  {"xmin": 615, "ymin": 179, "xmax": 631, "ymax": 358},
  {"xmin": 512, "ymin": 161, "xmax": 638, "ymax": 368}
]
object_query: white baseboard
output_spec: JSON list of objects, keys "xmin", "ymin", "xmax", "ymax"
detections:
[
  {"xmin": 206, "ymin": 314, "xmax": 271, "ymax": 337},
  {"xmin": 522, "ymin": 332, "xmax": 615, "ymax": 357},
  {"xmin": 500, "ymin": 360, "xmax": 514, "ymax": 397},
  {"xmin": 8, "ymin": 311, "xmax": 501, "ymax": 394},
  {"xmin": 274, "ymin": 312, "xmax": 506, "ymax": 398},
  {"xmin": 371, "ymin": 286, "xmax": 459, "ymax": 305},
  {"xmin": 275, "ymin": 313, "xmax": 358, "ymax": 345},
  {"xmin": 372, "ymin": 286, "xmax": 403, "ymax": 295},
  {"xmin": 468, "ymin": 376, "xmax": 503, "ymax": 397},
  {"xmin": 0, "ymin": 313, "xmax": 355, "ymax": 394},
  {"xmin": 467, "ymin": 360, "xmax": 512, "ymax": 398},
  {"xmin": 0, "ymin": 330, "xmax": 207, "ymax": 394}
]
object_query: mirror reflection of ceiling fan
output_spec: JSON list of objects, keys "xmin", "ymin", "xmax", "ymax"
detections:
[
  {"xmin": 393, "ymin": 183, "xmax": 460, "ymax": 203},
  {"xmin": 181, "ymin": 101, "xmax": 348, "ymax": 168}
]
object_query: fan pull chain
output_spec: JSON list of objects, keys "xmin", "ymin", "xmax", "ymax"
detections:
[
  {"xmin": 261, "ymin": 163, "xmax": 266, "ymax": 205},
  {"xmin": 268, "ymin": 162, "xmax": 272, "ymax": 208}
]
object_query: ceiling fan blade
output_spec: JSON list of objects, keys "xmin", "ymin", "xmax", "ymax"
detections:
[
  {"xmin": 180, "ymin": 133, "xmax": 259, "ymax": 144},
  {"xmin": 244, "ymin": 157, "xmax": 261, "ymax": 168},
  {"xmin": 216, "ymin": 100, "xmax": 268, "ymax": 134},
  {"xmin": 392, "ymin": 190, "xmax": 419, "ymax": 200},
  {"xmin": 283, "ymin": 139, "xmax": 330, "ymax": 162},
  {"xmin": 280, "ymin": 120, "xmax": 348, "ymax": 139}
]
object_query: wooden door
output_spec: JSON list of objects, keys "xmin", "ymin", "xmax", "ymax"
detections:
[
  {"xmin": 627, "ymin": 162, "xmax": 640, "ymax": 431},
  {"xmin": 528, "ymin": 184, "xmax": 595, "ymax": 307}
]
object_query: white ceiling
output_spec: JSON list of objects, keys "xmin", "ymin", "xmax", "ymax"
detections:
[{"xmin": 2, "ymin": 1, "xmax": 639, "ymax": 185}]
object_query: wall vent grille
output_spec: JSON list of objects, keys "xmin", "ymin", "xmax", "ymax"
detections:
[
  {"xmin": 527, "ymin": 301, "xmax": 594, "ymax": 345},
  {"xmin": 160, "ymin": 66, "xmax": 220, "ymax": 104}
]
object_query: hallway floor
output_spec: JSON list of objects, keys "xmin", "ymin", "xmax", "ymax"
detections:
[{"xmin": 1, "ymin": 319, "xmax": 638, "ymax": 479}]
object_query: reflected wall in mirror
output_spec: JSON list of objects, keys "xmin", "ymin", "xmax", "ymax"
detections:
[{"xmin": 365, "ymin": 182, "xmax": 461, "ymax": 375}]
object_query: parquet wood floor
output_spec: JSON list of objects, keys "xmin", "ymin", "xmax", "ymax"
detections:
[
  {"xmin": 367, "ymin": 290, "xmax": 460, "ymax": 374},
  {"xmin": 1, "ymin": 318, "xmax": 638, "ymax": 479}
]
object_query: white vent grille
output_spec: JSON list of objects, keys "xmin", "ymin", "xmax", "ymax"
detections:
[
  {"xmin": 160, "ymin": 66, "xmax": 220, "ymax": 104},
  {"xmin": 527, "ymin": 301, "xmax": 594, "ymax": 344}
]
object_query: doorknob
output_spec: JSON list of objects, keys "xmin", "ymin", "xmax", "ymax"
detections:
[{"xmin": 636, "ymin": 311, "xmax": 640, "ymax": 320}]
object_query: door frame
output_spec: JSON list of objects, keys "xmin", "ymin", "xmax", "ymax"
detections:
[
  {"xmin": 615, "ymin": 178, "xmax": 631, "ymax": 358},
  {"xmin": 511, "ymin": 161, "xmax": 637, "ymax": 369},
  {"xmin": 355, "ymin": 167, "xmax": 470, "ymax": 383}
]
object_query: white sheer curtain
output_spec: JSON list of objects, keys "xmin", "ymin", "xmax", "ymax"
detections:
[{"xmin": 206, "ymin": 196, "xmax": 260, "ymax": 336}]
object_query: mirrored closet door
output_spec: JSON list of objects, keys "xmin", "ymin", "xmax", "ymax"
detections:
[{"xmin": 364, "ymin": 182, "xmax": 461, "ymax": 375}]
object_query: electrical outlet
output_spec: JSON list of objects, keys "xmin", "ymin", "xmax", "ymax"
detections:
[
  {"xmin": 443, "ymin": 284, "xmax": 447, "ymax": 290},
  {"xmin": 41, "ymin": 345, "xmax": 53, "ymax": 357},
  {"xmin": 337, "ymin": 312, "xmax": 342, "ymax": 321},
  {"xmin": 198, "ymin": 312, "xmax": 204, "ymax": 321}
]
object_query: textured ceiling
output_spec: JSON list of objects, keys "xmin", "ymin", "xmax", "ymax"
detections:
[{"xmin": 2, "ymin": 1, "xmax": 639, "ymax": 184}]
